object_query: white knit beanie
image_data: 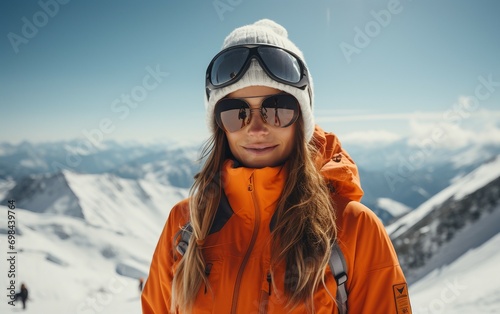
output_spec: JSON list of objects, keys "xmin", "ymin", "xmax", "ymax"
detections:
[{"xmin": 205, "ymin": 19, "xmax": 315, "ymax": 141}]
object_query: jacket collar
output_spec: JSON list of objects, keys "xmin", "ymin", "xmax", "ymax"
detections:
[{"xmin": 221, "ymin": 159, "xmax": 287, "ymax": 221}]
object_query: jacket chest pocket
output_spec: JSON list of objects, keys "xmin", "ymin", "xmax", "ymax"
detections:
[
  {"xmin": 256, "ymin": 275, "xmax": 337, "ymax": 313},
  {"xmin": 191, "ymin": 258, "xmax": 223, "ymax": 314}
]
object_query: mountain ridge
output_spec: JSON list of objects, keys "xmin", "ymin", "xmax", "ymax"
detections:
[{"xmin": 387, "ymin": 156, "xmax": 500, "ymax": 283}]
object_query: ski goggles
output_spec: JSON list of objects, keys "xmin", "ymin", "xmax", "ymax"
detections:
[
  {"xmin": 205, "ymin": 44, "xmax": 310, "ymax": 100},
  {"xmin": 214, "ymin": 93, "xmax": 300, "ymax": 132}
]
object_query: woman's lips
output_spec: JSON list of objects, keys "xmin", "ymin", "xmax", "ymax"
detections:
[{"xmin": 243, "ymin": 144, "xmax": 278, "ymax": 154}]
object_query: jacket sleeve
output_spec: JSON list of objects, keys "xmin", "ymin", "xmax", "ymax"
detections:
[
  {"xmin": 338, "ymin": 199, "xmax": 412, "ymax": 314},
  {"xmin": 142, "ymin": 201, "xmax": 189, "ymax": 314}
]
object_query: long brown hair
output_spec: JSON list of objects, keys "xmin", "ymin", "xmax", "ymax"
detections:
[{"xmin": 171, "ymin": 117, "xmax": 337, "ymax": 313}]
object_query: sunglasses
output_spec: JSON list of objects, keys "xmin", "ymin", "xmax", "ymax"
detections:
[
  {"xmin": 214, "ymin": 93, "xmax": 300, "ymax": 133},
  {"xmin": 205, "ymin": 44, "xmax": 310, "ymax": 100}
]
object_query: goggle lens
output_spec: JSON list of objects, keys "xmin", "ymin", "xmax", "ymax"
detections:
[
  {"xmin": 258, "ymin": 47, "xmax": 301, "ymax": 83},
  {"xmin": 210, "ymin": 48, "xmax": 249, "ymax": 86}
]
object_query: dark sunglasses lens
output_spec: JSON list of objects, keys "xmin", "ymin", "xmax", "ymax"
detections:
[
  {"xmin": 261, "ymin": 94, "xmax": 299, "ymax": 127},
  {"xmin": 217, "ymin": 99, "xmax": 251, "ymax": 132},
  {"xmin": 258, "ymin": 47, "xmax": 302, "ymax": 83},
  {"xmin": 210, "ymin": 48, "xmax": 249, "ymax": 86}
]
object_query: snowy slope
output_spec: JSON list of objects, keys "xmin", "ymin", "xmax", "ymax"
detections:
[
  {"xmin": 0, "ymin": 208, "xmax": 145, "ymax": 313},
  {"xmin": 0, "ymin": 206, "xmax": 148, "ymax": 313},
  {"xmin": 0, "ymin": 171, "xmax": 188, "ymax": 313},
  {"xmin": 410, "ymin": 232, "xmax": 500, "ymax": 313},
  {"xmin": 63, "ymin": 170, "xmax": 187, "ymax": 240}
]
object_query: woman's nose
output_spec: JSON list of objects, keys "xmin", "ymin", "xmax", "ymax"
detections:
[{"xmin": 246, "ymin": 107, "xmax": 268, "ymax": 133}]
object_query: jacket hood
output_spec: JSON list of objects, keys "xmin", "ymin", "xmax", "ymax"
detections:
[{"xmin": 312, "ymin": 125, "xmax": 364, "ymax": 202}]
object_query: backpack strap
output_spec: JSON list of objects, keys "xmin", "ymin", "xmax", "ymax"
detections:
[{"xmin": 329, "ymin": 241, "xmax": 348, "ymax": 314}]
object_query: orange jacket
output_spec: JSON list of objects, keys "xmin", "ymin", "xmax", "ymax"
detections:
[{"xmin": 142, "ymin": 126, "xmax": 411, "ymax": 313}]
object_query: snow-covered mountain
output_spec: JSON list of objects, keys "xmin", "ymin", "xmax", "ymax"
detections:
[
  {"xmin": 0, "ymin": 170, "xmax": 188, "ymax": 313},
  {"xmin": 2, "ymin": 170, "xmax": 188, "ymax": 239},
  {"xmin": 387, "ymin": 155, "xmax": 500, "ymax": 284}
]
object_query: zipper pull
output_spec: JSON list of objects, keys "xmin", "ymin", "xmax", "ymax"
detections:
[
  {"xmin": 267, "ymin": 272, "xmax": 272, "ymax": 296},
  {"xmin": 204, "ymin": 263, "xmax": 213, "ymax": 294},
  {"xmin": 205, "ymin": 263, "xmax": 213, "ymax": 276},
  {"xmin": 248, "ymin": 173, "xmax": 254, "ymax": 191}
]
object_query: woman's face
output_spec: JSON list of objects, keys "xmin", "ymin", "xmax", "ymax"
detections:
[{"xmin": 222, "ymin": 86, "xmax": 297, "ymax": 168}]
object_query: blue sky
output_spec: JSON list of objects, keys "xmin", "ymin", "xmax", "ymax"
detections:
[{"xmin": 1, "ymin": 0, "xmax": 499, "ymax": 145}]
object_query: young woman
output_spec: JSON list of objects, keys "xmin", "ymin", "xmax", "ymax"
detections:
[{"xmin": 142, "ymin": 19, "xmax": 412, "ymax": 314}]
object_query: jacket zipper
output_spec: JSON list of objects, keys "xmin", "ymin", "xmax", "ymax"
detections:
[{"xmin": 231, "ymin": 173, "xmax": 261, "ymax": 314}]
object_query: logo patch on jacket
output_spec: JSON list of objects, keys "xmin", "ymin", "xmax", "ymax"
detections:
[{"xmin": 393, "ymin": 283, "xmax": 412, "ymax": 314}]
